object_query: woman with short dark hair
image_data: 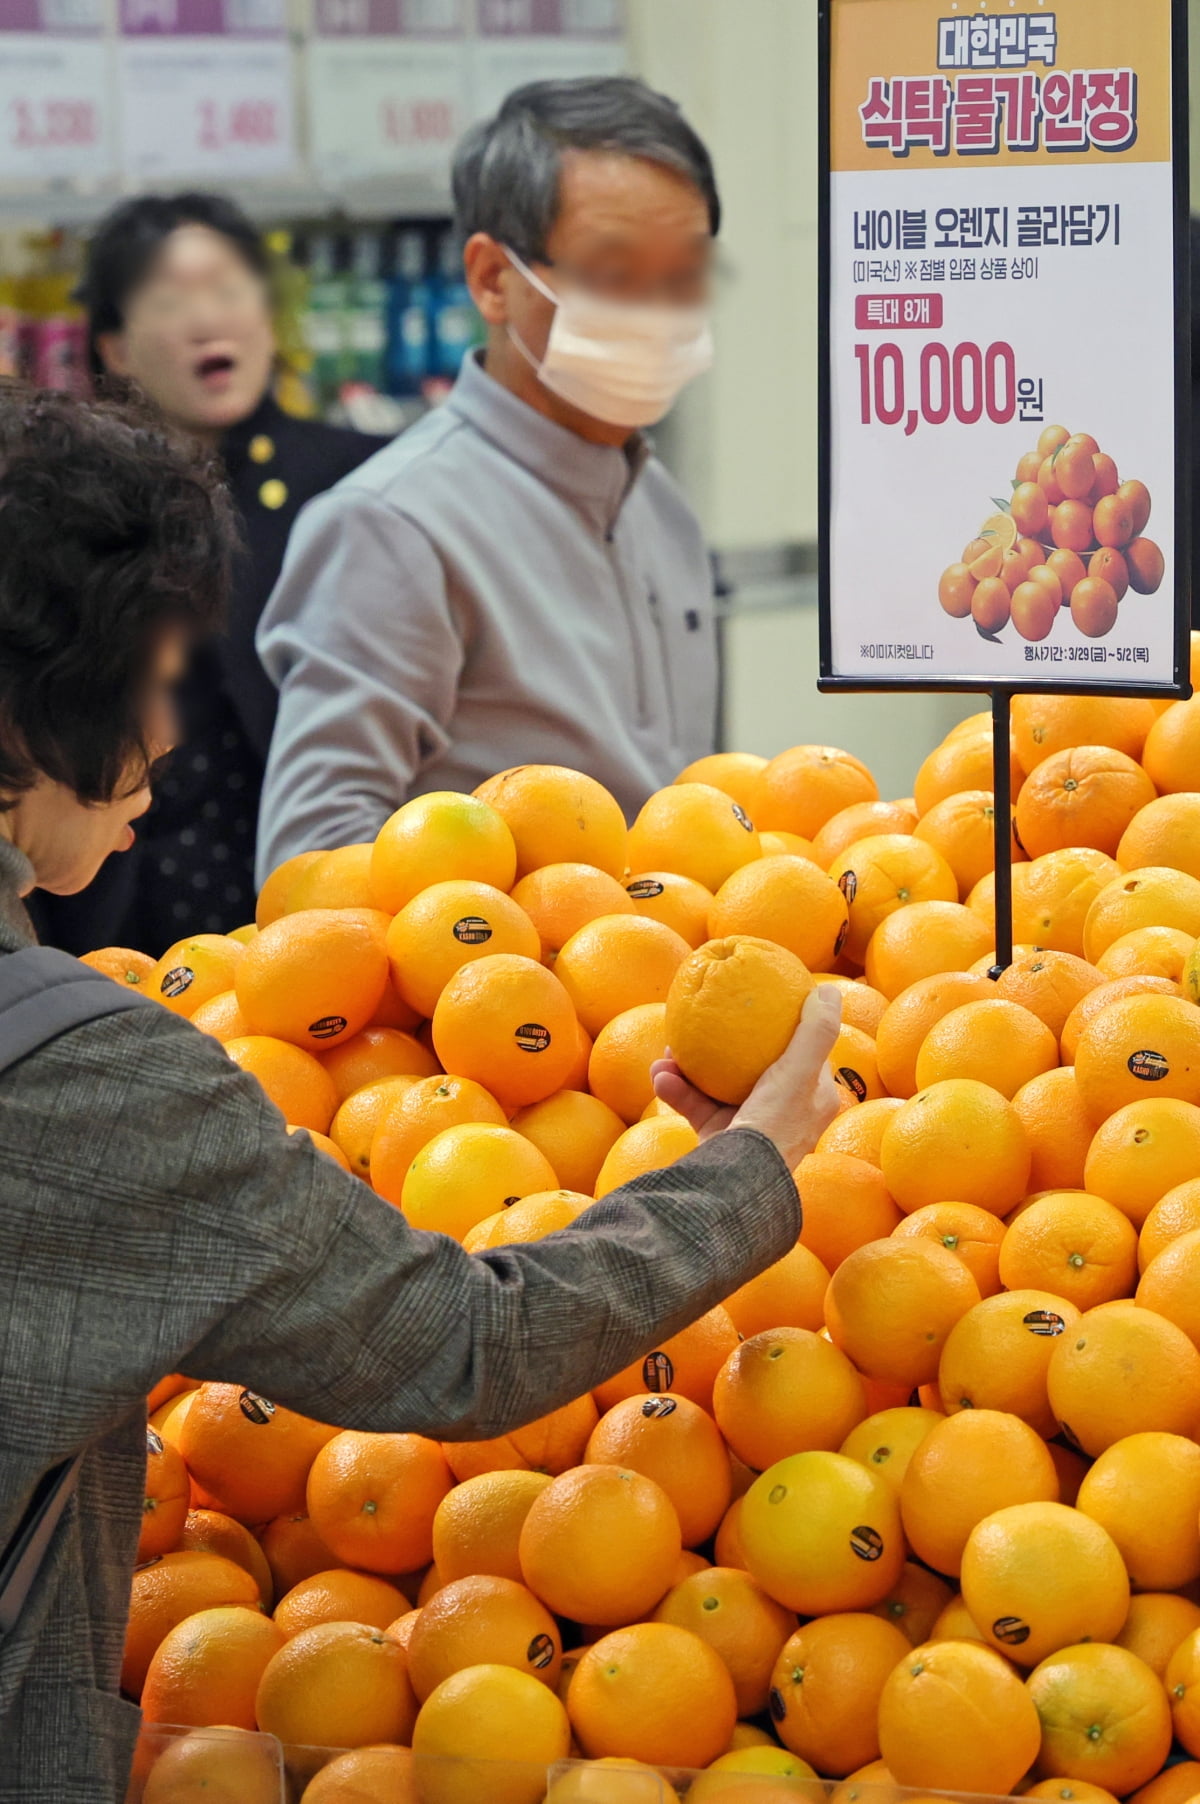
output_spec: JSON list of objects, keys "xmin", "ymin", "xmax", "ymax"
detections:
[
  {"xmin": 0, "ymin": 386, "xmax": 840, "ymax": 1801},
  {"xmin": 28, "ymin": 193, "xmax": 387, "ymax": 959}
]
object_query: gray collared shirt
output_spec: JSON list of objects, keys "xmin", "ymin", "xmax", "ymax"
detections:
[{"xmin": 255, "ymin": 352, "xmax": 718, "ymax": 882}]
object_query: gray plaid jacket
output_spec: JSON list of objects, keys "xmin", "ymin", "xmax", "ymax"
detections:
[{"xmin": 0, "ymin": 839, "xmax": 799, "ymax": 1800}]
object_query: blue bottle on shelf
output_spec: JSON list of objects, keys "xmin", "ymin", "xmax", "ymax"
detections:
[{"xmin": 385, "ymin": 228, "xmax": 432, "ymax": 399}]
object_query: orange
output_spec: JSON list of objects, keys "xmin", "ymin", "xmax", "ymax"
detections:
[
  {"xmin": 899, "ymin": 1409, "xmax": 1059, "ymax": 1579},
  {"xmin": 178, "ymin": 1510, "xmax": 274, "ymax": 1605},
  {"xmin": 256, "ymin": 1620, "xmax": 419, "ymax": 1751},
  {"xmin": 441, "ymin": 1395, "xmax": 599, "ymax": 1483},
  {"xmin": 812, "ymin": 799, "xmax": 920, "ymax": 871},
  {"xmin": 996, "ymin": 950, "xmax": 1106, "ymax": 1039},
  {"xmin": 829, "ymin": 1757, "xmax": 897, "ymax": 1801},
  {"xmin": 914, "ymin": 997, "xmax": 1058, "ymax": 1098},
  {"xmin": 1119, "ymin": 793, "xmax": 1200, "ymax": 880},
  {"xmin": 1140, "ymin": 1179, "xmax": 1200, "ymax": 1272},
  {"xmin": 592, "ymin": 1306, "xmax": 739, "ymax": 1415},
  {"xmin": 874, "ymin": 971, "xmax": 995, "ymax": 1098},
  {"xmin": 862, "ymin": 900, "xmax": 991, "ymax": 1000},
  {"xmin": 722, "ymin": 1241, "xmax": 831, "ymax": 1338},
  {"xmin": 432, "ymin": 953, "xmax": 579, "ymax": 1110},
  {"xmin": 567, "ymin": 1622, "xmax": 737, "ymax": 1769},
  {"xmin": 1015, "ymin": 746, "xmax": 1156, "ymax": 861},
  {"xmin": 663, "ymin": 936, "xmax": 814, "ymax": 1107},
  {"xmin": 878, "ymin": 1638, "xmax": 1041, "ymax": 1793},
  {"xmin": 141, "ymin": 1725, "xmax": 282, "ymax": 1804},
  {"xmin": 838, "ymin": 1406, "xmax": 944, "ymax": 1497},
  {"xmin": 869, "ymin": 1560, "xmax": 954, "ymax": 1647},
  {"xmin": 509, "ymin": 863, "xmax": 635, "ymax": 965},
  {"xmin": 564, "ymin": 1018, "xmax": 592, "ymax": 1090},
  {"xmin": 1144, "ymin": 697, "xmax": 1200, "ymax": 795},
  {"xmin": 1047, "ymin": 1300, "xmax": 1200, "ymax": 1455},
  {"xmin": 329, "ymin": 1075, "xmax": 418, "ymax": 1179},
  {"xmin": 624, "ymin": 870, "xmax": 714, "ymax": 948},
  {"xmin": 1138, "ymin": 1229, "xmax": 1200, "ymax": 1348},
  {"xmin": 370, "ymin": 1074, "xmax": 506, "ymax": 1205},
  {"xmin": 146, "ymin": 1372, "xmax": 192, "ymax": 1415},
  {"xmin": 150, "ymin": 1384, "xmax": 198, "ymax": 1448},
  {"xmin": 1085, "ymin": 1099, "xmax": 1200, "ymax": 1227},
  {"xmin": 259, "ymin": 1513, "xmax": 340, "ymax": 1598},
  {"xmin": 400, "ymin": 1122, "xmax": 558, "ymax": 1241},
  {"xmin": 1099, "ymin": 925, "xmax": 1196, "ymax": 982},
  {"xmin": 1028, "ymin": 1643, "xmax": 1173, "ymax": 1797},
  {"xmin": 367, "ymin": 974, "xmax": 423, "ymax": 1034},
  {"xmin": 880, "ymin": 1079, "xmax": 1031, "ymax": 1215},
  {"xmin": 386, "ymin": 881, "xmax": 541, "ymax": 1018},
  {"xmin": 187, "ymin": 988, "xmax": 252, "ymax": 1043},
  {"xmin": 320, "ymin": 1026, "xmax": 439, "ymax": 1102},
  {"xmin": 554, "ymin": 914, "xmax": 690, "ymax": 1038},
  {"xmin": 891, "ymin": 1202, "xmax": 1006, "ymax": 1297},
  {"xmin": 740, "ymin": 1450, "xmax": 904, "ymax": 1615},
  {"xmin": 286, "ymin": 842, "xmax": 376, "ymax": 913},
  {"xmin": 1129, "ymin": 1761, "xmax": 1200, "ymax": 1804},
  {"xmin": 475, "ymin": 765, "xmax": 627, "ymax": 880},
  {"xmin": 677, "ymin": 751, "xmax": 767, "ymax": 811},
  {"xmin": 1013, "ymin": 693, "xmax": 1158, "ymax": 773},
  {"xmin": 466, "ymin": 1187, "xmax": 592, "ymax": 1250},
  {"xmin": 816, "ymin": 1095, "xmax": 903, "ymax": 1164},
  {"xmin": 593, "ymin": 1114, "xmax": 700, "ymax": 1199},
  {"xmin": 235, "ymin": 908, "xmax": 390, "ymax": 1054},
  {"xmin": 80, "ymin": 945, "xmax": 155, "ymax": 989},
  {"xmin": 431, "ymin": 1471, "xmax": 553, "ymax": 1585},
  {"xmin": 999, "ymin": 1191, "xmax": 1138, "ymax": 1309},
  {"xmin": 938, "ymin": 1289, "xmax": 1081, "ymax": 1437},
  {"xmin": 518, "ymin": 1465, "xmax": 681, "ymax": 1626},
  {"xmin": 300, "ymin": 1747, "xmax": 417, "ymax": 1804},
  {"xmin": 1075, "ymin": 993, "xmax": 1200, "ymax": 1121},
  {"xmin": 509, "ymin": 1091, "xmax": 624, "ymax": 1196},
  {"xmin": 708, "ymin": 856, "xmax": 850, "ymax": 972},
  {"xmin": 274, "ymin": 1569, "xmax": 408, "ymax": 1639},
  {"xmin": 828, "ymin": 1021, "xmax": 884, "ymax": 1104},
  {"xmin": 752, "ymin": 745, "xmax": 879, "ymax": 840},
  {"xmin": 307, "ymin": 1431, "xmax": 452, "ymax": 1575},
  {"xmin": 960, "ymin": 1499, "xmax": 1129, "ymax": 1666},
  {"xmin": 179, "ymin": 1384, "xmax": 337, "ymax": 1526},
  {"xmin": 827, "ymin": 834, "xmax": 958, "ymax": 964},
  {"xmin": 913, "ymin": 729, "xmax": 1025, "ymax": 817},
  {"xmin": 1012, "ymin": 1068, "xmax": 1094, "ymax": 1192},
  {"xmin": 627, "ymin": 783, "xmax": 762, "ymax": 892},
  {"xmin": 1168, "ymin": 1632, "xmax": 1200, "ymax": 1757},
  {"xmin": 224, "ymin": 1034, "xmax": 340, "ymax": 1134},
  {"xmin": 1062, "ymin": 975, "xmax": 1183, "ymax": 1064},
  {"xmin": 768, "ymin": 1613, "xmax": 909, "ymax": 1778},
  {"xmin": 370, "ymin": 791, "xmax": 516, "ymax": 912},
  {"xmin": 713, "ymin": 1327, "xmax": 867, "ymax": 1471},
  {"xmin": 148, "ymin": 933, "xmax": 244, "ymax": 1019},
  {"xmin": 989, "ymin": 848, "xmax": 1121, "ymax": 957},
  {"xmin": 1077, "ymin": 1431, "xmax": 1200, "ymax": 1590},
  {"xmin": 1084, "ymin": 868, "xmax": 1200, "ymax": 963},
  {"xmin": 407, "ymin": 1574, "xmax": 561, "ymax": 1700},
  {"xmin": 121, "ymin": 1550, "xmax": 263, "ymax": 1697},
  {"xmin": 139, "ymin": 1425, "xmax": 190, "ymax": 1562},
  {"xmin": 653, "ymin": 1567, "xmax": 796, "ymax": 1717},
  {"xmin": 815, "ymin": 976, "xmax": 888, "ymax": 1038},
  {"xmin": 255, "ymin": 850, "xmax": 324, "ymax": 928},
  {"xmin": 914, "ymin": 790, "xmax": 1021, "ymax": 899},
  {"xmin": 1117, "ymin": 1594, "xmax": 1200, "ymax": 1680},
  {"xmin": 413, "ymin": 1664, "xmax": 571, "ymax": 1804},
  {"xmin": 586, "ymin": 1393, "xmax": 732, "ymax": 1547},
  {"xmin": 287, "ymin": 1125, "xmax": 352, "ymax": 1170},
  {"xmin": 759, "ymin": 830, "xmax": 817, "ymax": 860},
  {"xmin": 930, "ymin": 1595, "xmax": 985, "ymax": 1644},
  {"xmin": 793, "ymin": 1152, "xmax": 903, "ymax": 1270},
  {"xmin": 587, "ymin": 1003, "xmax": 668, "ymax": 1126}
]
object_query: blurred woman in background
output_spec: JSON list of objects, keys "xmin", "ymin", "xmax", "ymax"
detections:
[{"xmin": 29, "ymin": 193, "xmax": 387, "ymax": 955}]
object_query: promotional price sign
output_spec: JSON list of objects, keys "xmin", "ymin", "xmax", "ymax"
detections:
[
  {"xmin": 117, "ymin": 0, "xmax": 296, "ymax": 181},
  {"xmin": 469, "ymin": 0, "xmax": 625, "ymax": 125},
  {"xmin": 819, "ymin": 0, "xmax": 1189, "ymax": 696},
  {"xmin": 307, "ymin": 0, "xmax": 467, "ymax": 183},
  {"xmin": 0, "ymin": 0, "xmax": 114, "ymax": 181}
]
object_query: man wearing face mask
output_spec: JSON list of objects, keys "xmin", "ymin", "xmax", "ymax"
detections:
[{"xmin": 255, "ymin": 75, "xmax": 719, "ymax": 878}]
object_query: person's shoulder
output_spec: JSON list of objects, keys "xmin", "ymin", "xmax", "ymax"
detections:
[
  {"xmin": 328, "ymin": 404, "xmax": 474, "ymax": 507},
  {"xmin": 634, "ymin": 449, "xmax": 708, "ymax": 546},
  {"xmin": 274, "ymin": 412, "xmax": 392, "ymax": 485}
]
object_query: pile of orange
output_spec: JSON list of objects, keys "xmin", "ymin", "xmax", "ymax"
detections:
[{"xmin": 90, "ymin": 668, "xmax": 1200, "ymax": 1801}]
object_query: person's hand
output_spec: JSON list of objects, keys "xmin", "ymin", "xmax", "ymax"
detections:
[{"xmin": 651, "ymin": 985, "xmax": 844, "ymax": 1171}]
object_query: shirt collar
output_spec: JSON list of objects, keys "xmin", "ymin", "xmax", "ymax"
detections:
[
  {"xmin": 446, "ymin": 350, "xmax": 651, "ymax": 536},
  {"xmin": 0, "ymin": 838, "xmax": 37, "ymax": 951}
]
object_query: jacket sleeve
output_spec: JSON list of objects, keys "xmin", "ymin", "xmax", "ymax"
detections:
[
  {"xmin": 254, "ymin": 487, "xmax": 463, "ymax": 884},
  {"xmin": 21, "ymin": 1008, "xmax": 797, "ymax": 1443}
]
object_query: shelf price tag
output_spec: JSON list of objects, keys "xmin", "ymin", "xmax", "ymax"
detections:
[
  {"xmin": 307, "ymin": 0, "xmax": 467, "ymax": 183},
  {"xmin": 468, "ymin": 0, "xmax": 625, "ymax": 125},
  {"xmin": 820, "ymin": 0, "xmax": 1187, "ymax": 694},
  {"xmin": 0, "ymin": 0, "xmax": 114, "ymax": 181},
  {"xmin": 117, "ymin": 0, "xmax": 296, "ymax": 181}
]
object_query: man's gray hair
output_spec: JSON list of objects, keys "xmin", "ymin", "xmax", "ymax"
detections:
[{"xmin": 452, "ymin": 75, "xmax": 720, "ymax": 264}]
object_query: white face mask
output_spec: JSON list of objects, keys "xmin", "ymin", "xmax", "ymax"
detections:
[{"xmin": 504, "ymin": 247, "xmax": 713, "ymax": 430}]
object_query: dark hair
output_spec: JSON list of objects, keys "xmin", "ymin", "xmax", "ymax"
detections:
[
  {"xmin": 0, "ymin": 385, "xmax": 236, "ymax": 806},
  {"xmin": 78, "ymin": 191, "xmax": 269, "ymax": 372},
  {"xmin": 452, "ymin": 75, "xmax": 720, "ymax": 264}
]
